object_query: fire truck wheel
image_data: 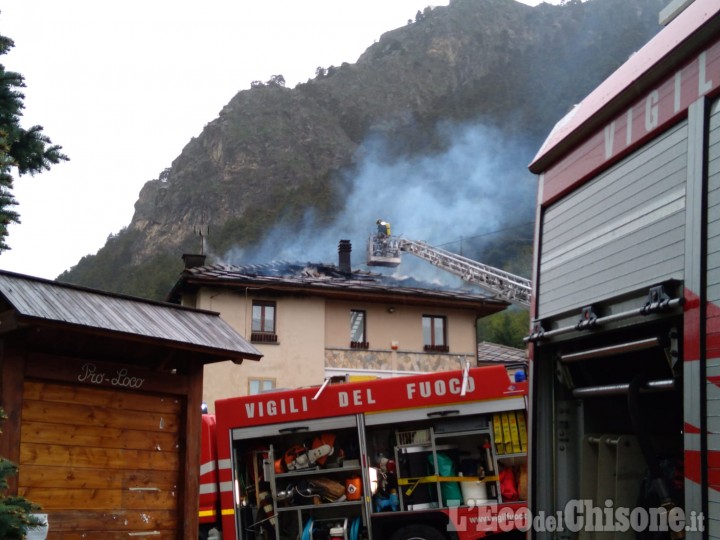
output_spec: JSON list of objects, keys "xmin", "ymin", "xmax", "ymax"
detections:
[{"xmin": 389, "ymin": 524, "xmax": 447, "ymax": 540}]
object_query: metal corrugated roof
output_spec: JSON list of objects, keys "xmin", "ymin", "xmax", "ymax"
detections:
[
  {"xmin": 0, "ymin": 270, "xmax": 262, "ymax": 360},
  {"xmin": 178, "ymin": 262, "xmax": 508, "ymax": 306}
]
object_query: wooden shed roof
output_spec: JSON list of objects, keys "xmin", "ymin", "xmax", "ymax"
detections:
[{"xmin": 0, "ymin": 270, "xmax": 262, "ymax": 363}]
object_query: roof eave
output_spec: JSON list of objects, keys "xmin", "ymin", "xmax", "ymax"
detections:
[
  {"xmin": 180, "ymin": 275, "xmax": 510, "ymax": 311},
  {"xmin": 6, "ymin": 313, "xmax": 262, "ymax": 364}
]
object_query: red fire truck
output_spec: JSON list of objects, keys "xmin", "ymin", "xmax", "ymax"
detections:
[
  {"xmin": 199, "ymin": 365, "xmax": 528, "ymax": 540},
  {"xmin": 526, "ymin": 1, "xmax": 720, "ymax": 539}
]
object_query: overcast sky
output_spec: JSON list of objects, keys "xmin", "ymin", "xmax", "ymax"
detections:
[{"xmin": 0, "ymin": 0, "xmax": 553, "ymax": 280}]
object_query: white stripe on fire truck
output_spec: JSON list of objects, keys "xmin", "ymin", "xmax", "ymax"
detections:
[
  {"xmin": 199, "ymin": 483, "xmax": 218, "ymax": 495},
  {"xmin": 706, "ymin": 378, "xmax": 720, "ymax": 401},
  {"xmin": 685, "ymin": 358, "xmax": 703, "ymax": 519},
  {"xmin": 686, "ymin": 426, "xmax": 701, "ymax": 451},
  {"xmin": 218, "ymin": 458, "xmax": 232, "ymax": 470},
  {"xmin": 685, "ymin": 361, "xmax": 702, "ymax": 427},
  {"xmin": 709, "ymin": 433, "xmax": 720, "ymax": 452},
  {"xmin": 708, "ymin": 358, "xmax": 720, "ymax": 445},
  {"xmin": 218, "ymin": 481, "xmax": 233, "ymax": 493},
  {"xmin": 708, "ymin": 356, "xmax": 720, "ymax": 370},
  {"xmin": 200, "ymin": 461, "xmax": 217, "ymax": 476}
]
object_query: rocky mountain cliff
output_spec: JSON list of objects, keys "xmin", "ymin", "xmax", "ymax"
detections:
[{"xmin": 59, "ymin": 0, "xmax": 667, "ymax": 300}]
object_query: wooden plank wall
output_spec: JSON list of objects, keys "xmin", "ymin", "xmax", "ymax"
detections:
[{"xmin": 18, "ymin": 380, "xmax": 182, "ymax": 539}]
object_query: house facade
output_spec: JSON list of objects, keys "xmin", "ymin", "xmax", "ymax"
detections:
[{"xmin": 168, "ymin": 242, "xmax": 509, "ymax": 411}]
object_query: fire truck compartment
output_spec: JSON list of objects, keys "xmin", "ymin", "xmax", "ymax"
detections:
[{"xmin": 532, "ymin": 307, "xmax": 684, "ymax": 534}]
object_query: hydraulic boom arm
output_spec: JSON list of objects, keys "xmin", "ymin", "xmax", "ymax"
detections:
[{"xmin": 368, "ymin": 234, "xmax": 531, "ymax": 308}]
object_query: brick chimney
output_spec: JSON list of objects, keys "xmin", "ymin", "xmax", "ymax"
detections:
[
  {"xmin": 182, "ymin": 253, "xmax": 206, "ymax": 269},
  {"xmin": 338, "ymin": 240, "xmax": 352, "ymax": 273}
]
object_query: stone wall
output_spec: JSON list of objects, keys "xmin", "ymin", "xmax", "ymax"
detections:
[{"xmin": 325, "ymin": 348, "xmax": 468, "ymax": 373}]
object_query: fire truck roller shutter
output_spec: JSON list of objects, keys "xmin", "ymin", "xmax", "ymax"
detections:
[{"xmin": 537, "ymin": 120, "xmax": 688, "ymax": 319}]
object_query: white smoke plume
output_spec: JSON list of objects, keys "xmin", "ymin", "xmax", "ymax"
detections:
[{"xmin": 221, "ymin": 121, "xmax": 537, "ymax": 286}]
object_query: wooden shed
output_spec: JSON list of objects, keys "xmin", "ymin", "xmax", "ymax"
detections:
[{"xmin": 0, "ymin": 270, "xmax": 262, "ymax": 539}]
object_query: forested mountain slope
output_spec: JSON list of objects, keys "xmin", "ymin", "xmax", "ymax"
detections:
[{"xmin": 59, "ymin": 0, "xmax": 666, "ymax": 300}]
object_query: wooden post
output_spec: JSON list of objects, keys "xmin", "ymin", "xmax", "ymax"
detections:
[
  {"xmin": 182, "ymin": 360, "xmax": 204, "ymax": 539},
  {"xmin": 0, "ymin": 342, "xmax": 25, "ymax": 495}
]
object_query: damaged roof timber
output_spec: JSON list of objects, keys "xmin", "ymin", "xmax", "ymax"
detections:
[{"xmin": 169, "ymin": 261, "xmax": 509, "ymax": 312}]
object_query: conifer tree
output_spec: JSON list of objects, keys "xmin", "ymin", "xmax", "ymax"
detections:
[
  {"xmin": 0, "ymin": 32, "xmax": 68, "ymax": 252},
  {"xmin": 0, "ymin": 407, "xmax": 42, "ymax": 539}
]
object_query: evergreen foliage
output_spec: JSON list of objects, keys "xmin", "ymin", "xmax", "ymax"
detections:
[
  {"xmin": 477, "ymin": 309, "xmax": 529, "ymax": 349},
  {"xmin": 0, "ymin": 33, "xmax": 67, "ymax": 252},
  {"xmin": 58, "ymin": 228, "xmax": 184, "ymax": 300},
  {"xmin": 0, "ymin": 407, "xmax": 42, "ymax": 539}
]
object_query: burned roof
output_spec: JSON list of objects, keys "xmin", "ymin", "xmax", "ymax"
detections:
[
  {"xmin": 0, "ymin": 270, "xmax": 262, "ymax": 363},
  {"xmin": 169, "ymin": 261, "xmax": 509, "ymax": 312}
]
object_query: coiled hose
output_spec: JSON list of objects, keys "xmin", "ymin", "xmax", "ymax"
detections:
[{"xmin": 301, "ymin": 516, "xmax": 361, "ymax": 540}]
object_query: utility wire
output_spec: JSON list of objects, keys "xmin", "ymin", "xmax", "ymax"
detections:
[{"xmin": 435, "ymin": 221, "xmax": 533, "ymax": 250}]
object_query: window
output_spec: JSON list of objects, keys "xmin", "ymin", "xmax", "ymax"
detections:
[
  {"xmin": 423, "ymin": 315, "xmax": 448, "ymax": 352},
  {"xmin": 248, "ymin": 378, "xmax": 276, "ymax": 395},
  {"xmin": 350, "ymin": 310, "xmax": 368, "ymax": 349},
  {"xmin": 251, "ymin": 301, "xmax": 277, "ymax": 343}
]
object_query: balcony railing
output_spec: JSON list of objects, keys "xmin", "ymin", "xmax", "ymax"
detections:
[
  {"xmin": 423, "ymin": 344, "xmax": 449, "ymax": 353},
  {"xmin": 251, "ymin": 332, "xmax": 278, "ymax": 343}
]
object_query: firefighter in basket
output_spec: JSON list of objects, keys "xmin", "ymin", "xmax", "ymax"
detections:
[{"xmin": 376, "ymin": 219, "xmax": 391, "ymax": 237}]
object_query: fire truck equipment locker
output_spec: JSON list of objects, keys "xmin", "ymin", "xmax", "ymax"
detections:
[{"xmin": 204, "ymin": 366, "xmax": 529, "ymax": 540}]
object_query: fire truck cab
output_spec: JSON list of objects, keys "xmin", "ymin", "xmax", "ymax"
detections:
[{"xmin": 201, "ymin": 365, "xmax": 528, "ymax": 540}]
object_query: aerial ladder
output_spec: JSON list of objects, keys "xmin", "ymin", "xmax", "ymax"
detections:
[{"xmin": 367, "ymin": 226, "xmax": 531, "ymax": 308}]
